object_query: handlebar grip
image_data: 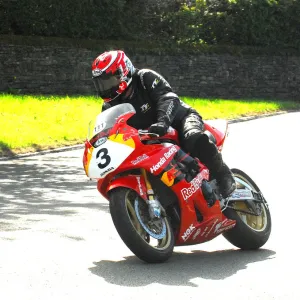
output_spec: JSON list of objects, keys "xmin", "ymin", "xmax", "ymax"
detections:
[{"xmin": 138, "ymin": 130, "xmax": 159, "ymax": 137}]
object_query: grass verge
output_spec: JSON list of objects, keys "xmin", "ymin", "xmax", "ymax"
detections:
[{"xmin": 1, "ymin": 94, "xmax": 299, "ymax": 157}]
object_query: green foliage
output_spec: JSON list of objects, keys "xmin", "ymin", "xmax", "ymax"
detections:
[
  {"xmin": 1, "ymin": 0, "xmax": 300, "ymax": 49},
  {"xmin": 2, "ymin": 0, "xmax": 127, "ymax": 39},
  {"xmin": 163, "ymin": 0, "xmax": 300, "ymax": 48},
  {"xmin": 0, "ymin": 0, "xmax": 178, "ymax": 41}
]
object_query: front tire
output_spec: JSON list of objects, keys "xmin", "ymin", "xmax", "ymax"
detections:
[
  {"xmin": 222, "ymin": 168, "xmax": 271, "ymax": 250},
  {"xmin": 109, "ymin": 187, "xmax": 174, "ymax": 263}
]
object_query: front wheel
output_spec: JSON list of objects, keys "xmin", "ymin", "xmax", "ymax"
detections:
[
  {"xmin": 109, "ymin": 187, "xmax": 175, "ymax": 263},
  {"xmin": 222, "ymin": 168, "xmax": 271, "ymax": 250}
]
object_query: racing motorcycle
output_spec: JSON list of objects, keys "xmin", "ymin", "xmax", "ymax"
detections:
[{"xmin": 83, "ymin": 103, "xmax": 271, "ymax": 263}]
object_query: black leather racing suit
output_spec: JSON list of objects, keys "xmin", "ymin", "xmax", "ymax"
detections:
[
  {"xmin": 102, "ymin": 69, "xmax": 194, "ymax": 131},
  {"xmin": 101, "ymin": 69, "xmax": 231, "ymax": 190}
]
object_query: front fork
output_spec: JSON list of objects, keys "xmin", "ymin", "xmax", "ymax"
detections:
[{"xmin": 141, "ymin": 168, "xmax": 165, "ymax": 219}]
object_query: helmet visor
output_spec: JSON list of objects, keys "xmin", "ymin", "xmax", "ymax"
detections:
[{"xmin": 93, "ymin": 75, "xmax": 121, "ymax": 100}]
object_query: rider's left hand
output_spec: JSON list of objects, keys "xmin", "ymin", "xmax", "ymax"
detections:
[{"xmin": 149, "ymin": 122, "xmax": 168, "ymax": 137}]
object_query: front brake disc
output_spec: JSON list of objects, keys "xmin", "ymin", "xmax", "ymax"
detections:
[{"xmin": 134, "ymin": 198, "xmax": 166, "ymax": 239}]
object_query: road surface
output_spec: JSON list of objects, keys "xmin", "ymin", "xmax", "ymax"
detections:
[{"xmin": 1, "ymin": 112, "xmax": 300, "ymax": 300}]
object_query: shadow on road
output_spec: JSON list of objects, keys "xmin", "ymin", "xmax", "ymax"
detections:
[
  {"xmin": 89, "ymin": 248, "xmax": 275, "ymax": 287},
  {"xmin": 0, "ymin": 154, "xmax": 109, "ymax": 229}
]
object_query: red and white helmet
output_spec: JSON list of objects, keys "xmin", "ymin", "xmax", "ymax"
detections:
[{"xmin": 91, "ymin": 50, "xmax": 135, "ymax": 102}]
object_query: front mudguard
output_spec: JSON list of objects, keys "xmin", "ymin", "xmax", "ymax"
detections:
[{"xmin": 100, "ymin": 175, "xmax": 148, "ymax": 201}]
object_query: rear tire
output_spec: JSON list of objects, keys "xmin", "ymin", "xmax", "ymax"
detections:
[
  {"xmin": 109, "ymin": 187, "xmax": 174, "ymax": 263},
  {"xmin": 222, "ymin": 169, "xmax": 271, "ymax": 250}
]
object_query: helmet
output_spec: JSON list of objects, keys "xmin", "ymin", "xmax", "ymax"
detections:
[{"xmin": 91, "ymin": 50, "xmax": 135, "ymax": 102}]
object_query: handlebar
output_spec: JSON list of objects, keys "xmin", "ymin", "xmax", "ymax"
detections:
[{"xmin": 138, "ymin": 129, "xmax": 160, "ymax": 138}]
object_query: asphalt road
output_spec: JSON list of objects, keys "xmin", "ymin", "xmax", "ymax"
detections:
[{"xmin": 1, "ymin": 112, "xmax": 300, "ymax": 300}]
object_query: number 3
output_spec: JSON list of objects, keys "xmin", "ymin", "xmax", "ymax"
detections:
[{"xmin": 96, "ymin": 148, "xmax": 111, "ymax": 169}]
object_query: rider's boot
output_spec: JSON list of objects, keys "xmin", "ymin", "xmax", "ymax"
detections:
[
  {"xmin": 186, "ymin": 133, "xmax": 236, "ymax": 198},
  {"xmin": 206, "ymin": 152, "xmax": 236, "ymax": 198}
]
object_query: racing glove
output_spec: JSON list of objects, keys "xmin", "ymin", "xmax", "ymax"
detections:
[{"xmin": 149, "ymin": 122, "xmax": 168, "ymax": 137}]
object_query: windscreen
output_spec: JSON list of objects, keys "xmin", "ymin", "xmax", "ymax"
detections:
[{"xmin": 89, "ymin": 103, "xmax": 136, "ymax": 139}]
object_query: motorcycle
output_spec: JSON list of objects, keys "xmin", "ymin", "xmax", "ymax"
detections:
[{"xmin": 83, "ymin": 103, "xmax": 271, "ymax": 263}]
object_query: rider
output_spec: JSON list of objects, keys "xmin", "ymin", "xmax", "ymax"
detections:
[{"xmin": 91, "ymin": 50, "xmax": 236, "ymax": 198}]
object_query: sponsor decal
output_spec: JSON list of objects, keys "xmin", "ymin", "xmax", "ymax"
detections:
[
  {"xmin": 205, "ymin": 219, "xmax": 219, "ymax": 237},
  {"xmin": 192, "ymin": 228, "xmax": 201, "ymax": 240},
  {"xmin": 131, "ymin": 154, "xmax": 149, "ymax": 165},
  {"xmin": 161, "ymin": 165, "xmax": 183, "ymax": 187},
  {"xmin": 92, "ymin": 68, "xmax": 103, "ymax": 77},
  {"xmin": 94, "ymin": 122, "xmax": 106, "ymax": 134},
  {"xmin": 100, "ymin": 166, "xmax": 114, "ymax": 177},
  {"xmin": 150, "ymin": 157, "xmax": 166, "ymax": 173},
  {"xmin": 136, "ymin": 176, "xmax": 144, "ymax": 196},
  {"xmin": 161, "ymin": 170, "xmax": 175, "ymax": 187},
  {"xmin": 164, "ymin": 145, "xmax": 177, "ymax": 159},
  {"xmin": 118, "ymin": 81, "xmax": 128, "ymax": 92},
  {"xmin": 123, "ymin": 128, "xmax": 137, "ymax": 141},
  {"xmin": 90, "ymin": 130, "xmax": 109, "ymax": 145},
  {"xmin": 166, "ymin": 101, "xmax": 175, "ymax": 121},
  {"xmin": 214, "ymin": 221, "xmax": 223, "ymax": 233},
  {"xmin": 151, "ymin": 78, "xmax": 160, "ymax": 89},
  {"xmin": 229, "ymin": 189, "xmax": 253, "ymax": 199},
  {"xmin": 140, "ymin": 103, "xmax": 151, "ymax": 113},
  {"xmin": 214, "ymin": 219, "xmax": 235, "ymax": 234},
  {"xmin": 215, "ymin": 224, "xmax": 235, "ymax": 234},
  {"xmin": 109, "ymin": 133, "xmax": 135, "ymax": 148},
  {"xmin": 182, "ymin": 224, "xmax": 196, "ymax": 241},
  {"xmin": 150, "ymin": 146, "xmax": 177, "ymax": 173},
  {"xmin": 181, "ymin": 173, "xmax": 203, "ymax": 201},
  {"xmin": 94, "ymin": 137, "xmax": 107, "ymax": 147},
  {"xmin": 201, "ymin": 227, "xmax": 208, "ymax": 237}
]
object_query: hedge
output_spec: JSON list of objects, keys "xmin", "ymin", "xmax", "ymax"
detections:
[
  {"xmin": 165, "ymin": 0, "xmax": 300, "ymax": 49},
  {"xmin": 1, "ymin": 0, "xmax": 300, "ymax": 49}
]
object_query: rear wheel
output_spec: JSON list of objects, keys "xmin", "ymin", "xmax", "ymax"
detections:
[
  {"xmin": 222, "ymin": 168, "xmax": 271, "ymax": 249},
  {"xmin": 109, "ymin": 187, "xmax": 174, "ymax": 263}
]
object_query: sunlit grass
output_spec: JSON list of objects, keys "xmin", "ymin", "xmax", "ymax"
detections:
[
  {"xmin": 182, "ymin": 97, "xmax": 299, "ymax": 119},
  {"xmin": 1, "ymin": 94, "xmax": 299, "ymax": 155},
  {"xmin": 0, "ymin": 94, "xmax": 101, "ymax": 153}
]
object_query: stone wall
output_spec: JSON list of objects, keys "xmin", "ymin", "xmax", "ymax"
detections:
[{"xmin": 1, "ymin": 43, "xmax": 300, "ymax": 100}]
